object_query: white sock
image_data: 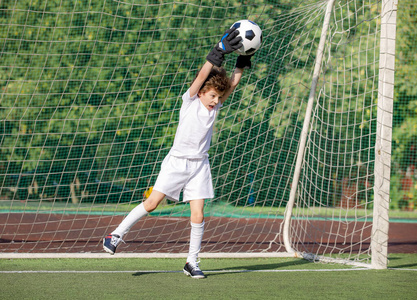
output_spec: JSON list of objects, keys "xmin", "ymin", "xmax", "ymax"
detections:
[
  {"xmin": 187, "ymin": 221, "xmax": 205, "ymax": 265},
  {"xmin": 111, "ymin": 203, "xmax": 148, "ymax": 238}
]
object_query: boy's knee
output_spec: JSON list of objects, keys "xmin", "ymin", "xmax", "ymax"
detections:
[
  {"xmin": 190, "ymin": 211, "xmax": 204, "ymax": 224},
  {"xmin": 143, "ymin": 199, "xmax": 158, "ymax": 212},
  {"xmin": 189, "ymin": 199, "xmax": 205, "ymax": 224},
  {"xmin": 143, "ymin": 192, "xmax": 165, "ymax": 212}
]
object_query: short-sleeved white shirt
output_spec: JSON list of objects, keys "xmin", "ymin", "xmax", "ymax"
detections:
[{"xmin": 169, "ymin": 89, "xmax": 221, "ymax": 159}]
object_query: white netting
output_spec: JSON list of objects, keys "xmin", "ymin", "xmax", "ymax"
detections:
[
  {"xmin": 289, "ymin": 0, "xmax": 385, "ymax": 265},
  {"xmin": 0, "ymin": 0, "xmax": 390, "ymax": 267}
]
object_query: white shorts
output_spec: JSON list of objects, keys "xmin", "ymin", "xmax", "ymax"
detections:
[{"xmin": 153, "ymin": 154, "xmax": 214, "ymax": 202}]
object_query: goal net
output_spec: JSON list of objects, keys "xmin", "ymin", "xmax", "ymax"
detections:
[{"xmin": 0, "ymin": 0, "xmax": 394, "ymax": 268}]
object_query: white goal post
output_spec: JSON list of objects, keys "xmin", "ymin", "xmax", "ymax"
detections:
[
  {"xmin": 371, "ymin": 0, "xmax": 397, "ymax": 269},
  {"xmin": 0, "ymin": 0, "xmax": 397, "ymax": 269}
]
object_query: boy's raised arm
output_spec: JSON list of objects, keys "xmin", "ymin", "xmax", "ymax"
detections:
[
  {"xmin": 221, "ymin": 67, "xmax": 243, "ymax": 104},
  {"xmin": 221, "ymin": 55, "xmax": 253, "ymax": 104},
  {"xmin": 189, "ymin": 27, "xmax": 242, "ymax": 98},
  {"xmin": 189, "ymin": 61, "xmax": 214, "ymax": 98}
]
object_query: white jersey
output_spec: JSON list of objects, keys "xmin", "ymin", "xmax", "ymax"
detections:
[{"xmin": 169, "ymin": 89, "xmax": 221, "ymax": 159}]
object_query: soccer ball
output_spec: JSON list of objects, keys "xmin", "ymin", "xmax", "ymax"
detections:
[{"xmin": 231, "ymin": 20, "xmax": 262, "ymax": 56}]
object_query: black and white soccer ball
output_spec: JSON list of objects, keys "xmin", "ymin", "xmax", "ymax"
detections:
[{"xmin": 231, "ymin": 20, "xmax": 262, "ymax": 56}]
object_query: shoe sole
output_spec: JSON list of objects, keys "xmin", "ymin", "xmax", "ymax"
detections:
[
  {"xmin": 103, "ymin": 238, "xmax": 115, "ymax": 255},
  {"xmin": 183, "ymin": 269, "xmax": 205, "ymax": 279}
]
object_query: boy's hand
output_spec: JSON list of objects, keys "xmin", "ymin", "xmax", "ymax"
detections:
[
  {"xmin": 206, "ymin": 27, "xmax": 242, "ymax": 67},
  {"xmin": 218, "ymin": 27, "xmax": 242, "ymax": 54},
  {"xmin": 235, "ymin": 54, "xmax": 254, "ymax": 69}
]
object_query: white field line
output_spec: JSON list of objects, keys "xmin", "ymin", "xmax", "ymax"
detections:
[
  {"xmin": 2, "ymin": 268, "xmax": 416, "ymax": 274},
  {"xmin": 0, "ymin": 252, "xmax": 296, "ymax": 259},
  {"xmin": 0, "ymin": 268, "xmax": 372, "ymax": 274}
]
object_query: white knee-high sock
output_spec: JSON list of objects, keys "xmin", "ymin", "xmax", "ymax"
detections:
[
  {"xmin": 187, "ymin": 221, "xmax": 205, "ymax": 265},
  {"xmin": 111, "ymin": 203, "xmax": 148, "ymax": 238}
]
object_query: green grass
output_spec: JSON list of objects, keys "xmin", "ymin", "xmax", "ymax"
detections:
[
  {"xmin": 1, "ymin": 199, "xmax": 417, "ymax": 221},
  {"xmin": 1, "ymin": 254, "xmax": 416, "ymax": 299}
]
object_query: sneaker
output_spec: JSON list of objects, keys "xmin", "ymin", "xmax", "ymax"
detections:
[
  {"xmin": 183, "ymin": 262, "xmax": 206, "ymax": 279},
  {"xmin": 103, "ymin": 234, "xmax": 123, "ymax": 255}
]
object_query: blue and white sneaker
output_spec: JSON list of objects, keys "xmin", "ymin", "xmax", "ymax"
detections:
[
  {"xmin": 103, "ymin": 234, "xmax": 124, "ymax": 255},
  {"xmin": 183, "ymin": 262, "xmax": 206, "ymax": 279}
]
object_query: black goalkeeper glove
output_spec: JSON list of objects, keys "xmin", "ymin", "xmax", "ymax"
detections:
[
  {"xmin": 206, "ymin": 27, "xmax": 243, "ymax": 67},
  {"xmin": 235, "ymin": 54, "xmax": 254, "ymax": 69}
]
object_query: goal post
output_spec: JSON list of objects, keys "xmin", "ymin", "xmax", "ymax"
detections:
[
  {"xmin": 371, "ymin": 0, "xmax": 397, "ymax": 269},
  {"xmin": 0, "ymin": 0, "xmax": 397, "ymax": 269}
]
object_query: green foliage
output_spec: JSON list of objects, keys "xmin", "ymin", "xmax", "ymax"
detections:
[
  {"xmin": 0, "ymin": 0, "xmax": 415, "ymax": 209},
  {"xmin": 390, "ymin": 1, "xmax": 417, "ymax": 209}
]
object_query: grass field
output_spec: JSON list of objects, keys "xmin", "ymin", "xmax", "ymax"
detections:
[{"xmin": 1, "ymin": 254, "xmax": 416, "ymax": 299}]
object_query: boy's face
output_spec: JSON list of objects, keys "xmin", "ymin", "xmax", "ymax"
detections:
[{"xmin": 198, "ymin": 88, "xmax": 224, "ymax": 111}]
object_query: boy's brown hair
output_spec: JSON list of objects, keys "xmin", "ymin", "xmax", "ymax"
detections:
[{"xmin": 197, "ymin": 67, "xmax": 231, "ymax": 94}]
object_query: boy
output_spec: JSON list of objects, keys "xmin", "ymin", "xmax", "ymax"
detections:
[{"xmin": 103, "ymin": 27, "xmax": 254, "ymax": 278}]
